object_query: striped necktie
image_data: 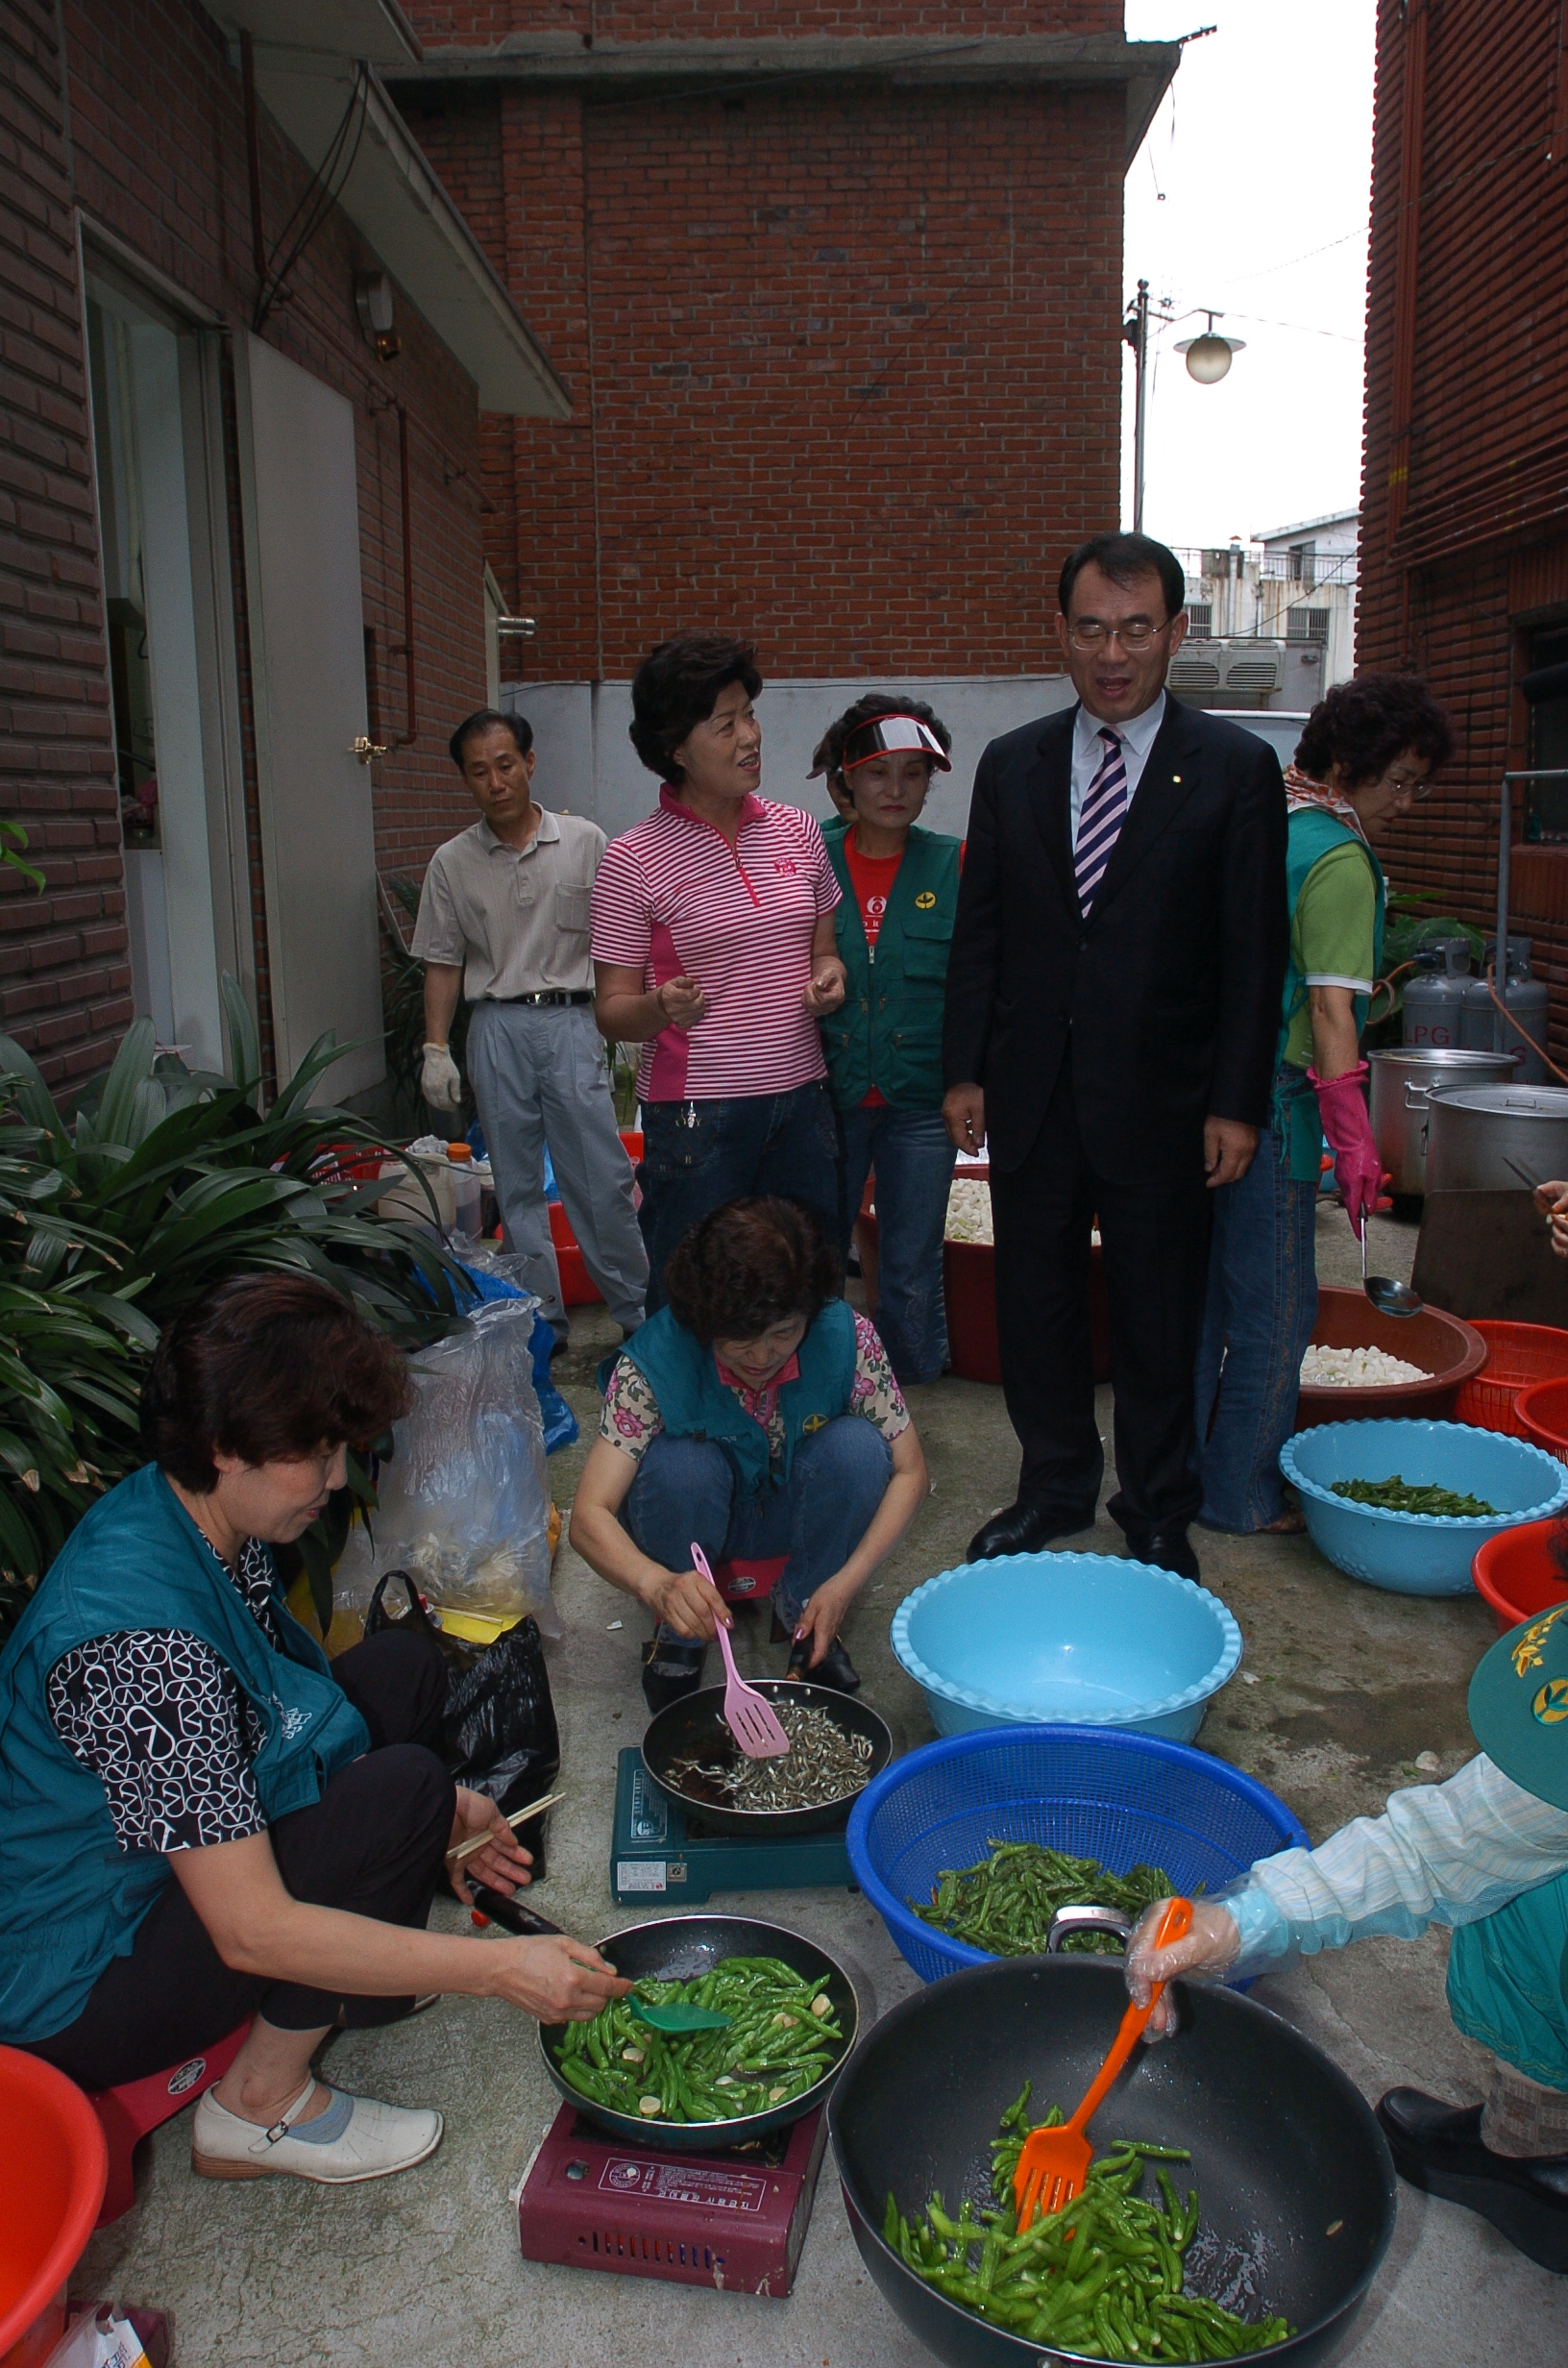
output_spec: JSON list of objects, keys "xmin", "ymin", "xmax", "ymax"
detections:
[{"xmin": 1074, "ymin": 728, "xmax": 1127, "ymax": 918}]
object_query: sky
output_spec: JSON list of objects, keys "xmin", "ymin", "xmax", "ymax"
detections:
[{"xmin": 1120, "ymin": 1, "xmax": 1376, "ymax": 551}]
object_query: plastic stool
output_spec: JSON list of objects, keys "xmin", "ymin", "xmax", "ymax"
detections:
[{"xmin": 86, "ymin": 2022, "xmax": 250, "ymax": 2225}]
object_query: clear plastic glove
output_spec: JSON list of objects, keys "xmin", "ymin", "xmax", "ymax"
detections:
[
  {"xmin": 421, "ymin": 1041, "xmax": 462, "ymax": 1112},
  {"xmin": 1309, "ymin": 1060, "xmax": 1382, "ymax": 1238},
  {"xmin": 1124, "ymin": 1896, "xmax": 1242, "ymax": 2041}
]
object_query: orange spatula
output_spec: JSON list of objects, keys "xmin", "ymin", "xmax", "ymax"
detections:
[{"xmin": 1012, "ymin": 1895, "xmax": 1193, "ymax": 2232}]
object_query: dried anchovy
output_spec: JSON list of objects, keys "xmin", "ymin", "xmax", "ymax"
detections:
[{"xmin": 668, "ymin": 1700, "xmax": 873, "ymax": 1812}]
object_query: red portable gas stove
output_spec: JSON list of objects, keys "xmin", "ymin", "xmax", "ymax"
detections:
[{"xmin": 517, "ymin": 2102, "xmax": 828, "ymax": 2297}]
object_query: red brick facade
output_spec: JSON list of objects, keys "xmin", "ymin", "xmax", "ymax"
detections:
[
  {"xmin": 400, "ymin": 4, "xmax": 1134, "ymax": 684},
  {"xmin": 1360, "ymin": 0, "xmax": 1568, "ymax": 1052},
  {"xmin": 0, "ymin": 0, "xmax": 501, "ymax": 1091}
]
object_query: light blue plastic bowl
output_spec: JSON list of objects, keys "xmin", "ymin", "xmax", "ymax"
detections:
[
  {"xmin": 889, "ymin": 1552, "xmax": 1242, "ymax": 1744},
  {"xmin": 1280, "ymin": 1417, "xmax": 1568, "ymax": 1596}
]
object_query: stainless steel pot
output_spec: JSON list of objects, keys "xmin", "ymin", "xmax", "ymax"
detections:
[
  {"xmin": 1424, "ymin": 1083, "xmax": 1568, "ymax": 1194},
  {"xmin": 1368, "ymin": 1048, "xmax": 1522, "ymax": 1196}
]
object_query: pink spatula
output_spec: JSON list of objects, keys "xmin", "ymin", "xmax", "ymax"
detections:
[{"xmin": 690, "ymin": 1541, "xmax": 792, "ymax": 1759}]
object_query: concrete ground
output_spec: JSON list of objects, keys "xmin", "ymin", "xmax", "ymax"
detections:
[{"xmin": 79, "ymin": 1203, "xmax": 1568, "ymax": 2363}]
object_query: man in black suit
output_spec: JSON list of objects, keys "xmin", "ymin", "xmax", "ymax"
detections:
[{"xmin": 943, "ymin": 533, "xmax": 1287, "ymax": 1579}]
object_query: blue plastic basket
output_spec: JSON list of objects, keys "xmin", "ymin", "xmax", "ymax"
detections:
[{"xmin": 846, "ymin": 1724, "xmax": 1309, "ymax": 1985}]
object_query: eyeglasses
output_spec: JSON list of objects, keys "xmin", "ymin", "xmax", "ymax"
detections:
[
  {"xmin": 1066, "ymin": 618, "xmax": 1175, "ymax": 654},
  {"xmin": 1383, "ymin": 771, "xmax": 1433, "ymax": 802}
]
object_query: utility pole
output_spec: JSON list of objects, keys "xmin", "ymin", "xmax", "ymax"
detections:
[{"xmin": 1123, "ymin": 280, "xmax": 1150, "ymax": 532}]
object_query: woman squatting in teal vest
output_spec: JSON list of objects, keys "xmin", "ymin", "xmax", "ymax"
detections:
[
  {"xmin": 1193, "ymin": 674, "xmax": 1454, "ymax": 1535},
  {"xmin": 0, "ymin": 1275, "xmax": 626, "ymax": 2185},
  {"xmin": 570, "ymin": 1197, "xmax": 930, "ymax": 1713},
  {"xmin": 812, "ymin": 695, "xmax": 963, "ymax": 1386}
]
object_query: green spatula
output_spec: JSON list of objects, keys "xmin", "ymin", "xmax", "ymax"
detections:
[{"xmin": 628, "ymin": 1997, "xmax": 732, "ymax": 2035}]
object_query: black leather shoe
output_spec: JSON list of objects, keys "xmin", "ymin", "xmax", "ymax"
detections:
[
  {"xmin": 1123, "ymin": 1527, "xmax": 1201, "ymax": 1582},
  {"xmin": 967, "ymin": 1502, "xmax": 1096, "ymax": 1562},
  {"xmin": 1377, "ymin": 2088, "xmax": 1568, "ymax": 2271},
  {"xmin": 787, "ymin": 1634, "xmax": 861, "ymax": 1692},
  {"xmin": 641, "ymin": 1629, "xmax": 707, "ymax": 1714}
]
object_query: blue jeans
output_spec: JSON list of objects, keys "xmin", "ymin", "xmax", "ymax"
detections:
[
  {"xmin": 1193, "ymin": 1080, "xmax": 1318, "ymax": 1532},
  {"xmin": 637, "ymin": 1082, "xmax": 841, "ymax": 1313},
  {"xmin": 838, "ymin": 1103, "xmax": 955, "ymax": 1384},
  {"xmin": 624, "ymin": 1418, "xmax": 893, "ymax": 1627}
]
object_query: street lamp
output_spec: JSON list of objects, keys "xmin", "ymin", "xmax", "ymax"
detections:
[
  {"xmin": 1123, "ymin": 292, "xmax": 1247, "ymax": 531},
  {"xmin": 1174, "ymin": 310, "xmax": 1247, "ymax": 385}
]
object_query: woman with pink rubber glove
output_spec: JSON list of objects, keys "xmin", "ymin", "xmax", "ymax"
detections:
[{"xmin": 1194, "ymin": 675, "xmax": 1454, "ymax": 1534}]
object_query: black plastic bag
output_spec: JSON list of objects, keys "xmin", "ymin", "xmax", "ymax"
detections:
[{"xmin": 365, "ymin": 1570, "xmax": 561, "ymax": 1878}]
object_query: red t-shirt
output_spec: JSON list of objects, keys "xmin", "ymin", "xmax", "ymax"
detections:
[{"xmin": 842, "ymin": 834, "xmax": 904, "ymax": 951}]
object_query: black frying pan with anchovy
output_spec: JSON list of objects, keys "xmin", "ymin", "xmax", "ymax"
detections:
[
  {"xmin": 640, "ymin": 1675, "xmax": 894, "ymax": 1838},
  {"xmin": 829, "ymin": 1956, "xmax": 1397, "ymax": 2368},
  {"xmin": 470, "ymin": 1887, "xmax": 860, "ymax": 2150}
]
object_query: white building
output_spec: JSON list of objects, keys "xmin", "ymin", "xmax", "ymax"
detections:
[{"xmin": 1166, "ymin": 509, "xmax": 1359, "ymax": 712}]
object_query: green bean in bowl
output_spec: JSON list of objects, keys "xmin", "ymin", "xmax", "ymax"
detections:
[
  {"xmin": 914, "ymin": 1840, "xmax": 1177, "ymax": 1958},
  {"xmin": 554, "ymin": 1956, "xmax": 846, "ymax": 2125}
]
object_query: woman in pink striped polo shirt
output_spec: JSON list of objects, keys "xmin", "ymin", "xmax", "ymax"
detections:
[{"xmin": 592, "ymin": 634, "xmax": 848, "ymax": 1309}]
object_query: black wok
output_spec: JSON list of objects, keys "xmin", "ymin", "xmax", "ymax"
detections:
[
  {"xmin": 828, "ymin": 1957, "xmax": 1396, "ymax": 2368},
  {"xmin": 641, "ymin": 1675, "xmax": 893, "ymax": 1838},
  {"xmin": 471, "ymin": 1888, "xmax": 859, "ymax": 2151}
]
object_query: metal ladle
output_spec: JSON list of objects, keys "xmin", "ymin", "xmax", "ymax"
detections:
[{"xmin": 1360, "ymin": 1220, "xmax": 1423, "ymax": 1318}]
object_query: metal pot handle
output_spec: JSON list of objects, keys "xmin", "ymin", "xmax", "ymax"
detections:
[
  {"xmin": 1044, "ymin": 1905, "xmax": 1135, "ymax": 1954},
  {"xmin": 1404, "ymin": 1080, "xmax": 1433, "ymax": 1110}
]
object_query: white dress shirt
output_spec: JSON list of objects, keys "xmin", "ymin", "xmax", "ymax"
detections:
[{"xmin": 1069, "ymin": 691, "xmax": 1169, "ymax": 851}]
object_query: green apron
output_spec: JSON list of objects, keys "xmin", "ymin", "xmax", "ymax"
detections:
[{"xmin": 1449, "ymin": 1873, "xmax": 1568, "ymax": 2091}]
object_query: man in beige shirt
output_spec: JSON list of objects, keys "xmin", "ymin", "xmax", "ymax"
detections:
[{"xmin": 413, "ymin": 710, "xmax": 648, "ymax": 1341}]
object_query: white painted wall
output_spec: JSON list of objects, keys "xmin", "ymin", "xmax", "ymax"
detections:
[{"xmin": 502, "ymin": 676, "xmax": 1079, "ymax": 841}]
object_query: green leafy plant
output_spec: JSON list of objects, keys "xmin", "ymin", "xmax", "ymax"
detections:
[{"xmin": 0, "ymin": 980, "xmax": 474, "ymax": 1640}]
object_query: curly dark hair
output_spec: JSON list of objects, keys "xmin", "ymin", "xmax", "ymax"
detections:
[
  {"xmin": 141, "ymin": 1274, "xmax": 412, "ymax": 1492},
  {"xmin": 1294, "ymin": 672, "xmax": 1454, "ymax": 788},
  {"xmin": 664, "ymin": 1197, "xmax": 842, "ymax": 1345},
  {"xmin": 809, "ymin": 692, "xmax": 953, "ymax": 804},
  {"xmin": 628, "ymin": 633, "xmax": 764, "ymax": 783}
]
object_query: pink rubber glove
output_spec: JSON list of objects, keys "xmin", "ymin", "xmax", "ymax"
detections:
[{"xmin": 1309, "ymin": 1060, "xmax": 1382, "ymax": 1238}]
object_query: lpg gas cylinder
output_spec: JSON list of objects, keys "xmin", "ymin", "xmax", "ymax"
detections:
[
  {"xmin": 1460, "ymin": 936, "xmax": 1552, "ymax": 1084},
  {"xmin": 1402, "ymin": 936, "xmax": 1472, "ymax": 1051}
]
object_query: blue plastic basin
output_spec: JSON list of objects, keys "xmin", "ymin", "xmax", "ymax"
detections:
[
  {"xmin": 1280, "ymin": 1417, "xmax": 1568, "ymax": 1595},
  {"xmin": 846, "ymin": 1724, "xmax": 1309, "ymax": 1985},
  {"xmin": 890, "ymin": 1552, "xmax": 1242, "ymax": 1743}
]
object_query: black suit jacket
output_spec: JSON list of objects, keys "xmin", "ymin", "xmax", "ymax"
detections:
[{"xmin": 943, "ymin": 696, "xmax": 1288, "ymax": 1184}]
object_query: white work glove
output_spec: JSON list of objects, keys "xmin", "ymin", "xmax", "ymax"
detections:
[
  {"xmin": 1124, "ymin": 1896, "xmax": 1242, "ymax": 2042},
  {"xmin": 420, "ymin": 1042, "xmax": 462, "ymax": 1112}
]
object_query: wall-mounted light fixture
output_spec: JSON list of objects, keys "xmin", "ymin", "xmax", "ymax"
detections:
[{"xmin": 355, "ymin": 270, "xmax": 401, "ymax": 362}]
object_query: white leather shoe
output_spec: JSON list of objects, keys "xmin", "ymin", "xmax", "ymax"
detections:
[{"xmin": 192, "ymin": 2078, "xmax": 443, "ymax": 2184}]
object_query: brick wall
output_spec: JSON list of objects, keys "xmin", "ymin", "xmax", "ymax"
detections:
[
  {"xmin": 0, "ymin": 0, "xmax": 502, "ymax": 1089},
  {"xmin": 1360, "ymin": 0, "xmax": 1568, "ymax": 1052},
  {"xmin": 401, "ymin": 7, "xmax": 1127, "ymax": 686}
]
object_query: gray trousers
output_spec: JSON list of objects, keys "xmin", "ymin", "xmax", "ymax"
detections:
[{"xmin": 466, "ymin": 999, "xmax": 648, "ymax": 1333}]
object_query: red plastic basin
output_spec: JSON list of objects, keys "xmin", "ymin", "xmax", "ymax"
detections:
[
  {"xmin": 1453, "ymin": 1320, "xmax": 1568, "ymax": 1437},
  {"xmin": 1516, "ymin": 1375, "xmax": 1568, "ymax": 1467},
  {"xmin": 0, "ymin": 2046, "xmax": 108, "ymax": 2367},
  {"xmin": 1472, "ymin": 1515, "xmax": 1568, "ymax": 1635},
  {"xmin": 1293, "ymin": 1288, "xmax": 1487, "ymax": 1429}
]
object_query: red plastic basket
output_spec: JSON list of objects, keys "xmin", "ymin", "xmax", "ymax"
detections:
[
  {"xmin": 1451, "ymin": 1320, "xmax": 1568, "ymax": 1436},
  {"xmin": 1516, "ymin": 1375, "xmax": 1568, "ymax": 1468},
  {"xmin": 1472, "ymin": 1515, "xmax": 1568, "ymax": 1633}
]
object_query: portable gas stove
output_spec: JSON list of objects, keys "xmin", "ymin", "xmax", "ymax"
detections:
[
  {"xmin": 610, "ymin": 1746, "xmax": 860, "ymax": 1903},
  {"xmin": 517, "ymin": 2102, "xmax": 828, "ymax": 2296}
]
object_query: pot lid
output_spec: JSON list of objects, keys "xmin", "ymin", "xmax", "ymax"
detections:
[{"xmin": 1425, "ymin": 1085, "xmax": 1568, "ymax": 1115}]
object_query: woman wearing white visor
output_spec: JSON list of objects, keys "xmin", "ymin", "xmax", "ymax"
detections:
[{"xmin": 813, "ymin": 696, "xmax": 961, "ymax": 1385}]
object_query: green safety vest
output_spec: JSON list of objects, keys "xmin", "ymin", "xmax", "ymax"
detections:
[
  {"xmin": 623, "ymin": 1299, "xmax": 858, "ymax": 1500},
  {"xmin": 819, "ymin": 820, "xmax": 962, "ymax": 1111},
  {"xmin": 0, "ymin": 1462, "xmax": 369, "ymax": 2044},
  {"xmin": 1276, "ymin": 805, "xmax": 1386, "ymax": 1183}
]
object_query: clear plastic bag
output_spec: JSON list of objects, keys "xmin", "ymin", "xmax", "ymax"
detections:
[{"xmin": 366, "ymin": 1297, "xmax": 558, "ymax": 1637}]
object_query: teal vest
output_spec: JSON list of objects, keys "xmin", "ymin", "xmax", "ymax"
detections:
[
  {"xmin": 0, "ymin": 1463, "xmax": 369, "ymax": 2045},
  {"xmin": 1276, "ymin": 807, "xmax": 1387, "ymax": 1184},
  {"xmin": 819, "ymin": 821, "xmax": 962, "ymax": 1110},
  {"xmin": 625, "ymin": 1298, "xmax": 859, "ymax": 1499}
]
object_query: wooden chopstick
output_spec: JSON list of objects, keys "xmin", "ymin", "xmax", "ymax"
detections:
[{"xmin": 445, "ymin": 1789, "xmax": 566, "ymax": 1866}]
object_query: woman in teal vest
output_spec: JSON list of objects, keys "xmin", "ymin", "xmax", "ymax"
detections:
[
  {"xmin": 571, "ymin": 1197, "xmax": 929, "ymax": 1710},
  {"xmin": 1194, "ymin": 676, "xmax": 1454, "ymax": 1533},
  {"xmin": 811, "ymin": 695, "xmax": 962, "ymax": 1384},
  {"xmin": 0, "ymin": 1276, "xmax": 625, "ymax": 2186}
]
